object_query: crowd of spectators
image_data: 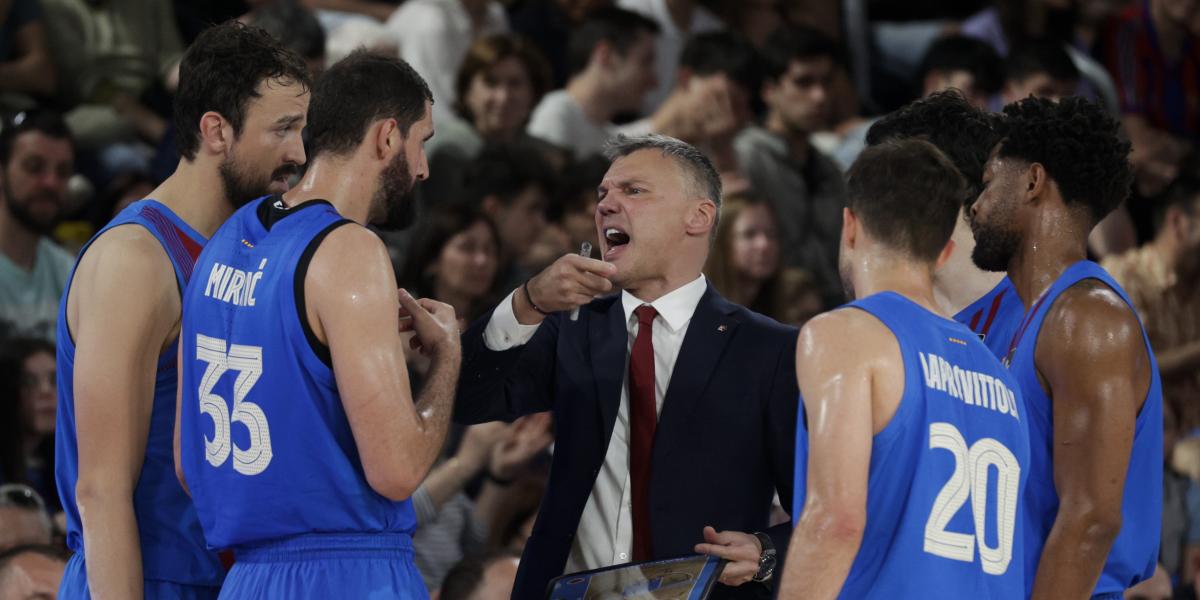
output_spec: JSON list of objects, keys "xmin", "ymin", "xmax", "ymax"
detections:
[{"xmin": 0, "ymin": 0, "xmax": 1196, "ymax": 596}]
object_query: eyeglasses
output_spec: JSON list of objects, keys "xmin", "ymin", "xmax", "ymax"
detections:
[{"xmin": 0, "ymin": 483, "xmax": 47, "ymax": 511}]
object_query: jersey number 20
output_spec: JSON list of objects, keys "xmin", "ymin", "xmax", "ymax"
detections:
[
  {"xmin": 924, "ymin": 422, "xmax": 1020, "ymax": 575},
  {"xmin": 195, "ymin": 334, "xmax": 273, "ymax": 475}
]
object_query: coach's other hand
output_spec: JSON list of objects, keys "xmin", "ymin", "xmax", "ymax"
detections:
[
  {"xmin": 513, "ymin": 253, "xmax": 616, "ymax": 325},
  {"xmin": 397, "ymin": 289, "xmax": 460, "ymax": 359},
  {"xmin": 695, "ymin": 526, "xmax": 762, "ymax": 586}
]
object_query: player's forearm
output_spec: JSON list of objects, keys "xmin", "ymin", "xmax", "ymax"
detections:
[
  {"xmin": 411, "ymin": 350, "xmax": 461, "ymax": 472},
  {"xmin": 77, "ymin": 488, "xmax": 144, "ymax": 599},
  {"xmin": 1030, "ymin": 510, "xmax": 1121, "ymax": 599},
  {"xmin": 778, "ymin": 510, "xmax": 863, "ymax": 599}
]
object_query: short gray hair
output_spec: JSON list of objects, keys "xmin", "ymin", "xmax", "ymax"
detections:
[{"xmin": 603, "ymin": 134, "xmax": 723, "ymax": 234}]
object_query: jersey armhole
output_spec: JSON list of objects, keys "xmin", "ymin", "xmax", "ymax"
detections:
[{"xmin": 294, "ymin": 219, "xmax": 354, "ymax": 369}]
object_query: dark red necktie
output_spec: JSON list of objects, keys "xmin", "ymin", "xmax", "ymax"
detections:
[{"xmin": 629, "ymin": 304, "xmax": 658, "ymax": 561}]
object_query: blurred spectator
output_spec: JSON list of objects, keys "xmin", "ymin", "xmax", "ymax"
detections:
[
  {"xmin": 0, "ymin": 544, "xmax": 67, "ymax": 598},
  {"xmin": 249, "ymin": 0, "xmax": 328, "ymax": 75},
  {"xmin": 627, "ymin": 31, "xmax": 759, "ymax": 184},
  {"xmin": 550, "ymin": 155, "xmax": 607, "ymax": 251},
  {"xmin": 305, "ymin": 0, "xmax": 397, "ymax": 23},
  {"xmin": 437, "ymin": 551, "xmax": 520, "ymax": 600},
  {"xmin": 616, "ymin": 0, "xmax": 723, "ymax": 113},
  {"xmin": 526, "ymin": 8, "xmax": 659, "ymax": 159},
  {"xmin": 412, "ymin": 416, "xmax": 551, "ymax": 591},
  {"xmin": 734, "ymin": 25, "xmax": 847, "ymax": 308},
  {"xmin": 8, "ymin": 338, "xmax": 57, "ymax": 513},
  {"xmin": 0, "ymin": 0, "xmax": 57, "ymax": 111},
  {"xmin": 1001, "ymin": 37, "xmax": 1081, "ymax": 104},
  {"xmin": 387, "ymin": 0, "xmax": 509, "ymax": 124},
  {"xmin": 41, "ymin": 0, "xmax": 183, "ymax": 173},
  {"xmin": 424, "ymin": 33, "xmax": 555, "ymax": 202},
  {"xmin": 0, "ymin": 110, "xmax": 75, "ymax": 342},
  {"xmin": 508, "ymin": 0, "xmax": 614, "ymax": 90},
  {"xmin": 463, "ymin": 141, "xmax": 555, "ymax": 290},
  {"xmin": 485, "ymin": 475, "xmax": 544, "ymax": 553},
  {"xmin": 400, "ymin": 203, "xmax": 501, "ymax": 327},
  {"xmin": 1096, "ymin": 0, "xmax": 1200, "ymax": 197},
  {"xmin": 704, "ymin": 194, "xmax": 822, "ymax": 325},
  {"xmin": 1123, "ymin": 563, "xmax": 1173, "ymax": 599},
  {"xmin": 1102, "ymin": 174, "xmax": 1200, "ymax": 431},
  {"xmin": 0, "ymin": 484, "xmax": 52, "ymax": 552},
  {"xmin": 916, "ymin": 35, "xmax": 1004, "ymax": 108}
]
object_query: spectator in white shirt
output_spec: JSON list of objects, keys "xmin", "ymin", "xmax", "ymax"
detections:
[{"xmin": 616, "ymin": 0, "xmax": 723, "ymax": 113}]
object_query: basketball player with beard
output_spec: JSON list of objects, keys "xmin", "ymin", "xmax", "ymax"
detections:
[
  {"xmin": 969, "ymin": 96, "xmax": 1162, "ymax": 598},
  {"xmin": 175, "ymin": 51, "xmax": 459, "ymax": 599},
  {"xmin": 55, "ymin": 21, "xmax": 310, "ymax": 600}
]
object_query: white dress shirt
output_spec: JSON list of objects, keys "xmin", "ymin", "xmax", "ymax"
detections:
[{"xmin": 483, "ymin": 275, "xmax": 709, "ymax": 572}]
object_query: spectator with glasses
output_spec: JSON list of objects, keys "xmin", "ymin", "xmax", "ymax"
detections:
[{"xmin": 0, "ymin": 484, "xmax": 52, "ymax": 553}]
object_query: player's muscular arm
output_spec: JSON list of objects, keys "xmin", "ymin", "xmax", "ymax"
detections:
[
  {"xmin": 70, "ymin": 228, "xmax": 180, "ymax": 599},
  {"xmin": 779, "ymin": 310, "xmax": 899, "ymax": 599},
  {"xmin": 1030, "ymin": 282, "xmax": 1151, "ymax": 600},
  {"xmin": 308, "ymin": 225, "xmax": 461, "ymax": 501}
]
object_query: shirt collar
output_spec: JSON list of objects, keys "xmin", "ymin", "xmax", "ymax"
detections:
[{"xmin": 621, "ymin": 275, "xmax": 708, "ymax": 333}]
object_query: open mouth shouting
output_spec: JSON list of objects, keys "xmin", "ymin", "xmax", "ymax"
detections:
[{"xmin": 603, "ymin": 226, "xmax": 630, "ymax": 260}]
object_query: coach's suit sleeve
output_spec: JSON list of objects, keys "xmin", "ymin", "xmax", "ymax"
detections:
[
  {"xmin": 763, "ymin": 326, "xmax": 801, "ymax": 573},
  {"xmin": 453, "ymin": 300, "xmax": 561, "ymax": 425}
]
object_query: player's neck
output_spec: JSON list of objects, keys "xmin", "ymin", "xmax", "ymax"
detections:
[
  {"xmin": 1007, "ymin": 220, "xmax": 1089, "ymax": 308},
  {"xmin": 933, "ymin": 258, "xmax": 1006, "ymax": 316},
  {"xmin": 283, "ymin": 157, "xmax": 374, "ymax": 225},
  {"xmin": 853, "ymin": 255, "xmax": 944, "ymax": 317},
  {"xmin": 150, "ymin": 159, "xmax": 235, "ymax": 239}
]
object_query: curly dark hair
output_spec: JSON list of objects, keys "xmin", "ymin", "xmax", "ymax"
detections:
[
  {"xmin": 996, "ymin": 96, "xmax": 1133, "ymax": 224},
  {"xmin": 866, "ymin": 90, "xmax": 1001, "ymax": 204}
]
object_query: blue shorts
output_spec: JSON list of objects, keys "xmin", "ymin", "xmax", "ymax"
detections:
[
  {"xmin": 218, "ymin": 533, "xmax": 427, "ymax": 600},
  {"xmin": 58, "ymin": 552, "xmax": 221, "ymax": 599},
  {"xmin": 1092, "ymin": 594, "xmax": 1124, "ymax": 600}
]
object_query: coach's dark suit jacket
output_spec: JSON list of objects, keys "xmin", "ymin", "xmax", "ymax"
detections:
[{"xmin": 455, "ymin": 283, "xmax": 799, "ymax": 599}]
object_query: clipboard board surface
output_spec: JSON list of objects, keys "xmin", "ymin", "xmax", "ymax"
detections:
[{"xmin": 545, "ymin": 554, "xmax": 726, "ymax": 600}]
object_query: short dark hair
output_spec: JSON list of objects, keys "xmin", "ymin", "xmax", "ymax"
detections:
[
  {"xmin": 603, "ymin": 134, "xmax": 722, "ymax": 233},
  {"xmin": 566, "ymin": 8, "xmax": 660, "ymax": 78},
  {"xmin": 760, "ymin": 25, "xmax": 839, "ymax": 83},
  {"xmin": 1005, "ymin": 38, "xmax": 1079, "ymax": 84},
  {"xmin": 680, "ymin": 31, "xmax": 762, "ymax": 96},
  {"xmin": 553, "ymin": 155, "xmax": 610, "ymax": 221},
  {"xmin": 464, "ymin": 140, "xmax": 555, "ymax": 207},
  {"xmin": 866, "ymin": 90, "xmax": 1001, "ymax": 204},
  {"xmin": 846, "ymin": 138, "xmax": 967, "ymax": 262},
  {"xmin": 439, "ymin": 551, "xmax": 520, "ymax": 600},
  {"xmin": 307, "ymin": 51, "xmax": 433, "ymax": 159},
  {"xmin": 250, "ymin": 0, "xmax": 326, "ymax": 62},
  {"xmin": 0, "ymin": 109, "xmax": 73, "ymax": 167},
  {"xmin": 996, "ymin": 96, "xmax": 1133, "ymax": 224},
  {"xmin": 918, "ymin": 35, "xmax": 1004, "ymax": 96},
  {"xmin": 455, "ymin": 34, "xmax": 553, "ymax": 125},
  {"xmin": 174, "ymin": 20, "xmax": 311, "ymax": 161}
]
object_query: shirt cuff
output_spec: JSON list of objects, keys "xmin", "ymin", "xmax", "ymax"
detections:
[{"xmin": 483, "ymin": 290, "xmax": 541, "ymax": 350}]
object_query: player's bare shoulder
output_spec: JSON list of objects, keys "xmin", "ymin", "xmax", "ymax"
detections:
[
  {"xmin": 797, "ymin": 307, "xmax": 898, "ymax": 367},
  {"xmin": 67, "ymin": 224, "xmax": 179, "ymax": 332},
  {"xmin": 1038, "ymin": 279, "xmax": 1144, "ymax": 360}
]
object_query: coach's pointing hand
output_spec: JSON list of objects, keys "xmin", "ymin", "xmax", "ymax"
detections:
[
  {"xmin": 398, "ymin": 289, "xmax": 460, "ymax": 359},
  {"xmin": 513, "ymin": 253, "xmax": 616, "ymax": 325}
]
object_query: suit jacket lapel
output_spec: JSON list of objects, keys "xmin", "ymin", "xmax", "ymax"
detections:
[
  {"xmin": 656, "ymin": 286, "xmax": 740, "ymax": 453},
  {"xmin": 591, "ymin": 295, "xmax": 627, "ymax": 453}
]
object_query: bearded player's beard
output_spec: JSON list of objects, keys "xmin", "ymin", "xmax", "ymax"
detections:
[{"xmin": 371, "ymin": 152, "xmax": 419, "ymax": 232}]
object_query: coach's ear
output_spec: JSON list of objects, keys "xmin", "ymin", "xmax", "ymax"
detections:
[
  {"xmin": 935, "ymin": 238, "xmax": 956, "ymax": 271},
  {"xmin": 841, "ymin": 207, "xmax": 858, "ymax": 250}
]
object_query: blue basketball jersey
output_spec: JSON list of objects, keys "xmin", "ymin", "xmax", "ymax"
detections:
[
  {"xmin": 179, "ymin": 197, "xmax": 418, "ymax": 550},
  {"xmin": 954, "ymin": 277, "xmax": 1023, "ymax": 360},
  {"xmin": 1010, "ymin": 260, "xmax": 1162, "ymax": 595},
  {"xmin": 793, "ymin": 292, "xmax": 1029, "ymax": 599},
  {"xmin": 54, "ymin": 200, "xmax": 225, "ymax": 588}
]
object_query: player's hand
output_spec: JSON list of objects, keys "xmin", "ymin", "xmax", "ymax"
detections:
[
  {"xmin": 694, "ymin": 526, "xmax": 762, "ymax": 586},
  {"xmin": 516, "ymin": 254, "xmax": 616, "ymax": 324},
  {"xmin": 489, "ymin": 412, "xmax": 554, "ymax": 480},
  {"xmin": 397, "ymin": 289, "xmax": 460, "ymax": 359}
]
